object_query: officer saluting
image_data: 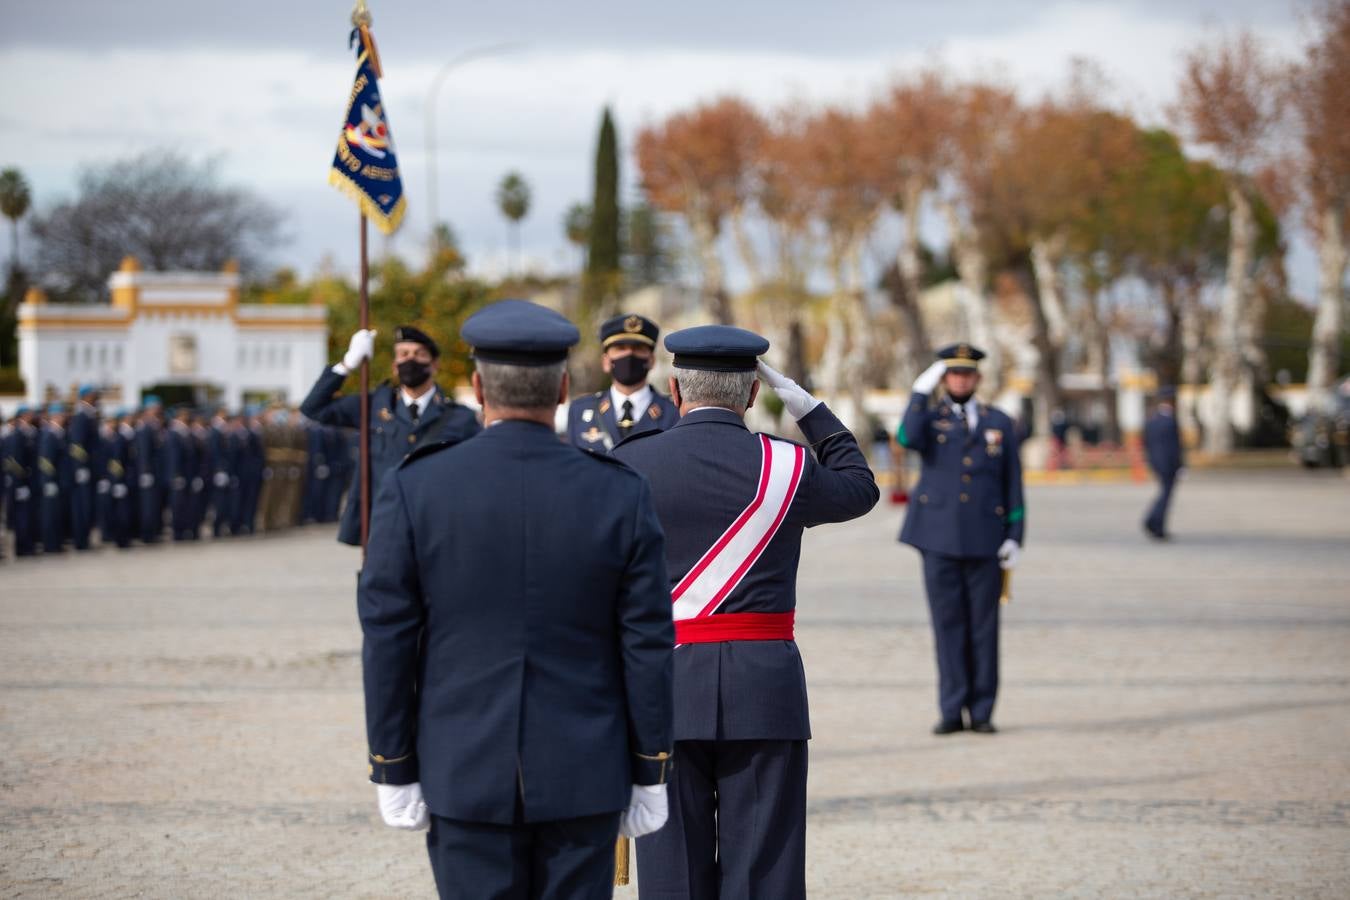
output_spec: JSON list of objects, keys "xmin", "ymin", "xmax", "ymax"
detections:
[
  {"xmin": 898, "ymin": 344, "xmax": 1026, "ymax": 735},
  {"xmin": 567, "ymin": 313, "xmax": 679, "ymax": 451},
  {"xmin": 358, "ymin": 300, "xmax": 675, "ymax": 899},
  {"xmin": 300, "ymin": 325, "xmax": 480, "ymax": 546},
  {"xmin": 614, "ymin": 326, "xmax": 878, "ymax": 900}
]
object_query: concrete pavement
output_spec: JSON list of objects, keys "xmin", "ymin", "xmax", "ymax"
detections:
[{"xmin": 1, "ymin": 468, "xmax": 1347, "ymax": 897}]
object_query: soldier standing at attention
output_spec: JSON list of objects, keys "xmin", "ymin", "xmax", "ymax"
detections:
[
  {"xmin": 165, "ymin": 405, "xmax": 199, "ymax": 541},
  {"xmin": 301, "ymin": 325, "xmax": 480, "ymax": 546},
  {"xmin": 358, "ymin": 300, "xmax": 674, "ymax": 898},
  {"xmin": 1143, "ymin": 385, "xmax": 1185, "ymax": 540},
  {"xmin": 135, "ymin": 396, "xmax": 166, "ymax": 544},
  {"xmin": 614, "ymin": 326, "xmax": 878, "ymax": 900},
  {"xmin": 898, "ymin": 344, "xmax": 1025, "ymax": 735},
  {"xmin": 3, "ymin": 406, "xmax": 40, "ymax": 556},
  {"xmin": 37, "ymin": 404, "xmax": 72, "ymax": 554},
  {"xmin": 67, "ymin": 384, "xmax": 101, "ymax": 551},
  {"xmin": 566, "ymin": 313, "xmax": 679, "ymax": 451}
]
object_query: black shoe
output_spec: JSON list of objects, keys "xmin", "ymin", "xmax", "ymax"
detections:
[
  {"xmin": 932, "ymin": 720, "xmax": 965, "ymax": 735},
  {"xmin": 970, "ymin": 721, "xmax": 997, "ymax": 734}
]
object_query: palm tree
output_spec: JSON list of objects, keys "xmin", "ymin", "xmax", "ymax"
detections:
[
  {"xmin": 563, "ymin": 202, "xmax": 591, "ymax": 271},
  {"xmin": 0, "ymin": 167, "xmax": 31, "ymax": 278},
  {"xmin": 495, "ymin": 172, "xmax": 531, "ymax": 276}
]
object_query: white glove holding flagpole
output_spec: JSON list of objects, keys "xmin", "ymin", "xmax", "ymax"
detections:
[
  {"xmin": 756, "ymin": 361, "xmax": 822, "ymax": 421},
  {"xmin": 619, "ymin": 784, "xmax": 669, "ymax": 838},
  {"xmin": 913, "ymin": 360, "xmax": 947, "ymax": 395},
  {"xmin": 339, "ymin": 328, "xmax": 377, "ymax": 373},
  {"xmin": 997, "ymin": 539, "xmax": 1020, "ymax": 571},
  {"xmin": 376, "ymin": 782, "xmax": 429, "ymax": 831}
]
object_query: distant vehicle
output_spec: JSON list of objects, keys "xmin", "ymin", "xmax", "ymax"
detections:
[{"xmin": 1291, "ymin": 377, "xmax": 1350, "ymax": 469}]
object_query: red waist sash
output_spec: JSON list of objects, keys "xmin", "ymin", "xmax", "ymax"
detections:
[{"xmin": 674, "ymin": 611, "xmax": 795, "ymax": 644}]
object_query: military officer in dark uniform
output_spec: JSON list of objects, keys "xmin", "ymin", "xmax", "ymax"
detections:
[
  {"xmin": 37, "ymin": 403, "xmax": 73, "ymax": 554},
  {"xmin": 67, "ymin": 384, "xmax": 101, "ymax": 550},
  {"xmin": 300, "ymin": 325, "xmax": 480, "ymax": 546},
  {"xmin": 566, "ymin": 313, "xmax": 679, "ymax": 451},
  {"xmin": 101, "ymin": 410, "xmax": 136, "ymax": 549},
  {"xmin": 898, "ymin": 344, "xmax": 1026, "ymax": 735},
  {"xmin": 234, "ymin": 408, "xmax": 264, "ymax": 536},
  {"xmin": 1143, "ymin": 385, "xmax": 1184, "ymax": 540},
  {"xmin": 165, "ymin": 405, "xmax": 199, "ymax": 541},
  {"xmin": 614, "ymin": 326, "xmax": 879, "ymax": 900},
  {"xmin": 135, "ymin": 396, "xmax": 167, "ymax": 544},
  {"xmin": 3, "ymin": 405, "xmax": 40, "ymax": 556},
  {"xmin": 358, "ymin": 300, "xmax": 675, "ymax": 899}
]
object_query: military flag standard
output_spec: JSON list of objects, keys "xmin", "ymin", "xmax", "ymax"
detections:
[{"xmin": 328, "ymin": 9, "xmax": 406, "ymax": 235}]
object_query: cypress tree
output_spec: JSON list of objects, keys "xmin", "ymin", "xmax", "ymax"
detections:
[{"xmin": 586, "ymin": 107, "xmax": 621, "ymax": 279}]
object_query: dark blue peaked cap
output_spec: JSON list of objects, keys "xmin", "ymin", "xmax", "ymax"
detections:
[
  {"xmin": 665, "ymin": 325, "xmax": 769, "ymax": 373},
  {"xmin": 462, "ymin": 299, "xmax": 580, "ymax": 366}
]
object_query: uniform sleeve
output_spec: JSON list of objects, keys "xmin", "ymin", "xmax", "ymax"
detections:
[
  {"xmin": 299, "ymin": 367, "xmax": 364, "ymax": 428},
  {"xmin": 617, "ymin": 476, "xmax": 675, "ymax": 786},
  {"xmin": 793, "ymin": 404, "xmax": 880, "ymax": 526},
  {"xmin": 356, "ymin": 471, "xmax": 425, "ymax": 785},
  {"xmin": 1002, "ymin": 419, "xmax": 1026, "ymax": 546},
  {"xmin": 897, "ymin": 391, "xmax": 932, "ymax": 451}
]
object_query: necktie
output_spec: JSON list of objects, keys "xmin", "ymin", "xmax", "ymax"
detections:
[
  {"xmin": 619, "ymin": 400, "xmax": 634, "ymax": 436},
  {"xmin": 409, "ymin": 402, "xmax": 420, "ymax": 425},
  {"xmin": 954, "ymin": 404, "xmax": 967, "ymax": 433}
]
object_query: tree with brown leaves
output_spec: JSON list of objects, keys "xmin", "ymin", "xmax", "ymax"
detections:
[{"xmin": 1174, "ymin": 31, "xmax": 1283, "ymax": 453}]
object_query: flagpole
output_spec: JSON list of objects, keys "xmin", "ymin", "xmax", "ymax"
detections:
[{"xmin": 359, "ymin": 212, "xmax": 371, "ymax": 556}]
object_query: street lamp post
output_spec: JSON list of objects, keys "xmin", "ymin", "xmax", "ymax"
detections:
[{"xmin": 423, "ymin": 43, "xmax": 524, "ymax": 244}]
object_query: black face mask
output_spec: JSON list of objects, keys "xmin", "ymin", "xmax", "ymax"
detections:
[
  {"xmin": 397, "ymin": 359, "xmax": 433, "ymax": 388},
  {"xmin": 610, "ymin": 355, "xmax": 650, "ymax": 388}
]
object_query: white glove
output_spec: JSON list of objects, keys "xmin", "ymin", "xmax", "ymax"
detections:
[
  {"xmin": 341, "ymin": 329, "xmax": 377, "ymax": 372},
  {"xmin": 913, "ymin": 360, "xmax": 947, "ymax": 395},
  {"xmin": 375, "ymin": 782, "xmax": 429, "ymax": 831},
  {"xmin": 997, "ymin": 539, "xmax": 1020, "ymax": 571},
  {"xmin": 756, "ymin": 361, "xmax": 821, "ymax": 421},
  {"xmin": 619, "ymin": 783, "xmax": 669, "ymax": 838}
]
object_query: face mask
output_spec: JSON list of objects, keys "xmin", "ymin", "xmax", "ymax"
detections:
[
  {"xmin": 397, "ymin": 359, "xmax": 432, "ymax": 388},
  {"xmin": 610, "ymin": 355, "xmax": 650, "ymax": 387},
  {"xmin": 947, "ymin": 391, "xmax": 974, "ymax": 405}
]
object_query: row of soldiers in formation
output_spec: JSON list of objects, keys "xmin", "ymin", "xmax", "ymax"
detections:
[{"xmin": 0, "ymin": 387, "xmax": 355, "ymax": 559}]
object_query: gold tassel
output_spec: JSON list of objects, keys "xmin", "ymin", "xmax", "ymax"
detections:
[
  {"xmin": 614, "ymin": 836, "xmax": 630, "ymax": 886},
  {"xmin": 999, "ymin": 569, "xmax": 1013, "ymax": 605}
]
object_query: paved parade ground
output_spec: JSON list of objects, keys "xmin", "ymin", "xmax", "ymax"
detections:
[{"xmin": 2, "ymin": 468, "xmax": 1349, "ymax": 898}]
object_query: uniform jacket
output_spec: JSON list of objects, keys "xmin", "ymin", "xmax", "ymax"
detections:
[
  {"xmin": 567, "ymin": 387, "xmax": 679, "ymax": 451},
  {"xmin": 898, "ymin": 392, "xmax": 1026, "ymax": 559},
  {"xmin": 68, "ymin": 407, "xmax": 99, "ymax": 483},
  {"xmin": 614, "ymin": 404, "xmax": 878, "ymax": 741},
  {"xmin": 358, "ymin": 419, "xmax": 674, "ymax": 825},
  {"xmin": 300, "ymin": 367, "xmax": 481, "ymax": 545},
  {"xmin": 3, "ymin": 425, "xmax": 37, "ymax": 526},
  {"xmin": 1144, "ymin": 408, "xmax": 1184, "ymax": 476}
]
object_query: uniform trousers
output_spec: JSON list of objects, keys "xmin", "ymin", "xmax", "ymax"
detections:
[
  {"xmin": 1144, "ymin": 471, "xmax": 1176, "ymax": 536},
  {"xmin": 636, "ymin": 739, "xmax": 807, "ymax": 900},
  {"xmin": 425, "ymin": 810, "xmax": 619, "ymax": 900},
  {"xmin": 921, "ymin": 552, "xmax": 1001, "ymax": 725}
]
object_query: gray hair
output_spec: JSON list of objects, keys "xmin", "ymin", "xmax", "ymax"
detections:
[
  {"xmin": 476, "ymin": 360, "xmax": 566, "ymax": 410},
  {"xmin": 673, "ymin": 369, "xmax": 756, "ymax": 412}
]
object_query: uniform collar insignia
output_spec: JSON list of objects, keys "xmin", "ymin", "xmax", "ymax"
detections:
[
  {"xmin": 598, "ymin": 398, "xmax": 611, "ymax": 415},
  {"xmin": 378, "ymin": 407, "xmax": 394, "ymax": 422}
]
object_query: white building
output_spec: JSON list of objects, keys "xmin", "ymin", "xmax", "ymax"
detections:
[{"xmin": 17, "ymin": 258, "xmax": 328, "ymax": 410}]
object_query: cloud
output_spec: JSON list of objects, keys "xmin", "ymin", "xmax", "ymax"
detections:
[{"xmin": 0, "ymin": 1, "xmax": 1312, "ymax": 297}]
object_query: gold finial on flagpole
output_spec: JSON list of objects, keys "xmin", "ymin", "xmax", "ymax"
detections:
[{"xmin": 351, "ymin": 0, "xmax": 372, "ymax": 28}]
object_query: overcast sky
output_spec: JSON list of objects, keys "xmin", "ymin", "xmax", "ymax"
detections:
[{"xmin": 0, "ymin": 1, "xmax": 1312, "ymax": 292}]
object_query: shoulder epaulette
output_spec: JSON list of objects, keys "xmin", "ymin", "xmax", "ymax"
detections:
[
  {"xmin": 398, "ymin": 440, "xmax": 453, "ymax": 468},
  {"xmin": 613, "ymin": 428, "xmax": 663, "ymax": 450}
]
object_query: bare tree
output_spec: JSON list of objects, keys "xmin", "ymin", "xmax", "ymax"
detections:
[{"xmin": 30, "ymin": 151, "xmax": 284, "ymax": 303}]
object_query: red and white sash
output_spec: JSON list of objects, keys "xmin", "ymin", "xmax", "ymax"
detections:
[{"xmin": 672, "ymin": 436, "xmax": 805, "ymax": 628}]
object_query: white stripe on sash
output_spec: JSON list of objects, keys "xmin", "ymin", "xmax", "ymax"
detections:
[{"xmin": 671, "ymin": 435, "xmax": 805, "ymax": 623}]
